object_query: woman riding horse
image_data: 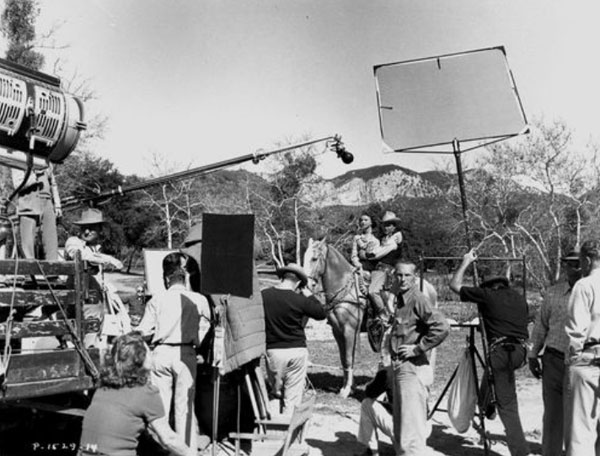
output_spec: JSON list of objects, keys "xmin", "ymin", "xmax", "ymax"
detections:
[{"xmin": 351, "ymin": 213, "xmax": 380, "ymax": 274}]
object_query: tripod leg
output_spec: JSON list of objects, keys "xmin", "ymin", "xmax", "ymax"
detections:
[
  {"xmin": 469, "ymin": 327, "xmax": 490, "ymax": 455},
  {"xmin": 428, "ymin": 363, "xmax": 459, "ymax": 420}
]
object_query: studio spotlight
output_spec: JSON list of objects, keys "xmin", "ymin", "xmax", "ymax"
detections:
[
  {"xmin": 0, "ymin": 58, "xmax": 86, "ymax": 164},
  {"xmin": 331, "ymin": 135, "xmax": 354, "ymax": 164}
]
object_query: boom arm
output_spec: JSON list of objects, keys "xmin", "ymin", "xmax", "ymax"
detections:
[{"xmin": 62, "ymin": 135, "xmax": 352, "ymax": 210}]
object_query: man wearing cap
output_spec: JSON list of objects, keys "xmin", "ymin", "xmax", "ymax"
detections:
[
  {"xmin": 262, "ymin": 263, "xmax": 327, "ymax": 414},
  {"xmin": 450, "ymin": 248, "xmax": 530, "ymax": 456},
  {"xmin": 565, "ymin": 239, "xmax": 600, "ymax": 456},
  {"xmin": 366, "ymin": 211, "xmax": 403, "ymax": 319},
  {"xmin": 528, "ymin": 247, "xmax": 580, "ymax": 456}
]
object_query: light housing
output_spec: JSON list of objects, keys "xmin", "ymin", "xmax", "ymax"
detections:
[{"xmin": 0, "ymin": 58, "xmax": 86, "ymax": 164}]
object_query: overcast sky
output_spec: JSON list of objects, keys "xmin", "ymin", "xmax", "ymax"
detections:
[{"xmin": 28, "ymin": 0, "xmax": 600, "ymax": 178}]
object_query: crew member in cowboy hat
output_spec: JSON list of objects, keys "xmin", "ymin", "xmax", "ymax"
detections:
[
  {"xmin": 450, "ymin": 248, "xmax": 530, "ymax": 456},
  {"xmin": 262, "ymin": 262, "xmax": 326, "ymax": 414},
  {"xmin": 64, "ymin": 208, "xmax": 128, "ymax": 347},
  {"xmin": 365, "ymin": 211, "xmax": 404, "ymax": 318},
  {"xmin": 64, "ymin": 208, "xmax": 123, "ymax": 270}
]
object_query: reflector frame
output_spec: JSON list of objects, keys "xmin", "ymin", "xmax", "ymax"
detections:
[{"xmin": 374, "ymin": 46, "xmax": 528, "ymax": 153}]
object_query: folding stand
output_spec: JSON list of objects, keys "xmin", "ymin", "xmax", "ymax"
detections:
[{"xmin": 428, "ymin": 323, "xmax": 489, "ymax": 454}]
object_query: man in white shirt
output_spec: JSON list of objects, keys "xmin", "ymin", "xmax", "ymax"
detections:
[
  {"xmin": 138, "ymin": 252, "xmax": 211, "ymax": 451},
  {"xmin": 565, "ymin": 239, "xmax": 600, "ymax": 456}
]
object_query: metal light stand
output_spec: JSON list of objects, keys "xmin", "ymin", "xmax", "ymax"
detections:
[
  {"xmin": 452, "ymin": 139, "xmax": 493, "ymax": 454},
  {"xmin": 427, "ymin": 321, "xmax": 485, "ymax": 415}
]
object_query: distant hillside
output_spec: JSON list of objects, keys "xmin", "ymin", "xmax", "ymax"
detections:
[
  {"xmin": 198, "ymin": 163, "xmax": 544, "ymax": 209},
  {"xmin": 300, "ymin": 164, "xmax": 443, "ymax": 207},
  {"xmin": 331, "ymin": 164, "xmax": 421, "ymax": 186},
  {"xmin": 419, "ymin": 170, "xmax": 455, "ymax": 192}
]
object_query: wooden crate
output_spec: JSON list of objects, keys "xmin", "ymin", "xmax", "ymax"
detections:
[{"xmin": 0, "ymin": 253, "xmax": 101, "ymax": 400}]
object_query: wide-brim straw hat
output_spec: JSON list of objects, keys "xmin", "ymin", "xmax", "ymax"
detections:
[
  {"xmin": 381, "ymin": 211, "xmax": 401, "ymax": 226},
  {"xmin": 276, "ymin": 263, "xmax": 308, "ymax": 287},
  {"xmin": 73, "ymin": 208, "xmax": 105, "ymax": 225}
]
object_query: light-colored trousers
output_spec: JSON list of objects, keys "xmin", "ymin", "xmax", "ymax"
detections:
[
  {"xmin": 357, "ymin": 398, "xmax": 394, "ymax": 451},
  {"xmin": 266, "ymin": 347, "xmax": 308, "ymax": 415},
  {"xmin": 567, "ymin": 361, "xmax": 600, "ymax": 456},
  {"xmin": 391, "ymin": 360, "xmax": 433, "ymax": 456},
  {"xmin": 19, "ymin": 200, "xmax": 58, "ymax": 260},
  {"xmin": 150, "ymin": 345, "xmax": 198, "ymax": 451}
]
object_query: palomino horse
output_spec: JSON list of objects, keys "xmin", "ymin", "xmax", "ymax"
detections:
[{"xmin": 303, "ymin": 238, "xmax": 366, "ymax": 398}]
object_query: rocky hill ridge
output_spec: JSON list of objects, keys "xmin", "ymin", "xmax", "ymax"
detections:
[{"xmin": 300, "ymin": 164, "xmax": 444, "ymax": 207}]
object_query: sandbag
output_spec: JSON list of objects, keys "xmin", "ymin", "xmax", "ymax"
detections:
[{"xmin": 447, "ymin": 347, "xmax": 477, "ymax": 433}]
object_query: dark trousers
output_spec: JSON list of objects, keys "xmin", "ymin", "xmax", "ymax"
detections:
[
  {"xmin": 542, "ymin": 349, "xmax": 567, "ymax": 456},
  {"xmin": 482, "ymin": 342, "xmax": 529, "ymax": 456}
]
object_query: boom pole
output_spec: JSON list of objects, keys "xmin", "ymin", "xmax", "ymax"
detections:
[{"xmin": 62, "ymin": 135, "xmax": 352, "ymax": 210}]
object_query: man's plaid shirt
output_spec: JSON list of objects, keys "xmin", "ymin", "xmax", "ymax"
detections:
[{"xmin": 528, "ymin": 281, "xmax": 571, "ymax": 358}]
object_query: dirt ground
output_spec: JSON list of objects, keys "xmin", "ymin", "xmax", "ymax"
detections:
[
  {"xmin": 122, "ymin": 271, "xmax": 546, "ymax": 456},
  {"xmin": 0, "ymin": 273, "xmax": 546, "ymax": 456},
  {"xmin": 303, "ymin": 319, "xmax": 544, "ymax": 456}
]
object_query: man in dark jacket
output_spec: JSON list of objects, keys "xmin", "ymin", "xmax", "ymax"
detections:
[
  {"xmin": 450, "ymin": 248, "xmax": 530, "ymax": 456},
  {"xmin": 262, "ymin": 263, "xmax": 326, "ymax": 414}
]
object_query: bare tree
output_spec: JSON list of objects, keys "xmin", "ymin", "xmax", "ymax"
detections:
[
  {"xmin": 450, "ymin": 118, "xmax": 600, "ymax": 287},
  {"xmin": 247, "ymin": 135, "xmax": 319, "ymax": 266}
]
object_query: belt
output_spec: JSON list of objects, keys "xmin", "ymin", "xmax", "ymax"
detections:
[
  {"xmin": 489, "ymin": 336, "xmax": 526, "ymax": 352},
  {"xmin": 154, "ymin": 342, "xmax": 194, "ymax": 347},
  {"xmin": 544, "ymin": 346, "xmax": 565, "ymax": 358}
]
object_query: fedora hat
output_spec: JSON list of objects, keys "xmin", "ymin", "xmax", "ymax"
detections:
[
  {"xmin": 381, "ymin": 211, "xmax": 401, "ymax": 226},
  {"xmin": 276, "ymin": 263, "xmax": 308, "ymax": 287},
  {"xmin": 561, "ymin": 245, "xmax": 580, "ymax": 262},
  {"xmin": 183, "ymin": 223, "xmax": 202, "ymax": 247},
  {"xmin": 73, "ymin": 208, "xmax": 105, "ymax": 225}
]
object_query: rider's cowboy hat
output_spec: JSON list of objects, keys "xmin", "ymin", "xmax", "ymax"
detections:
[
  {"xmin": 276, "ymin": 263, "xmax": 308, "ymax": 287},
  {"xmin": 73, "ymin": 208, "xmax": 105, "ymax": 225},
  {"xmin": 381, "ymin": 211, "xmax": 401, "ymax": 226}
]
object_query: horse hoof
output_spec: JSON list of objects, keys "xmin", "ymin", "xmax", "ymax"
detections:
[{"xmin": 338, "ymin": 386, "xmax": 351, "ymax": 398}]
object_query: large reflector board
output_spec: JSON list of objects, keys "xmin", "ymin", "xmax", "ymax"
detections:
[{"xmin": 374, "ymin": 46, "xmax": 527, "ymax": 152}]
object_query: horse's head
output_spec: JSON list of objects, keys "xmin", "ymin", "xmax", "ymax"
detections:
[{"xmin": 303, "ymin": 238, "xmax": 327, "ymax": 282}]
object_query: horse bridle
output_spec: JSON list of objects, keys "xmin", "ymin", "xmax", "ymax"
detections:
[{"xmin": 308, "ymin": 243, "xmax": 359, "ymax": 306}]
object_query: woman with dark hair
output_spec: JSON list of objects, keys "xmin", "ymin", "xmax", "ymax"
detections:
[
  {"xmin": 351, "ymin": 213, "xmax": 380, "ymax": 274},
  {"xmin": 79, "ymin": 332, "xmax": 195, "ymax": 456}
]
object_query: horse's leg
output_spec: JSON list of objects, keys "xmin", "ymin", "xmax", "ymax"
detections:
[
  {"xmin": 330, "ymin": 304, "xmax": 363, "ymax": 398},
  {"xmin": 327, "ymin": 310, "xmax": 349, "ymax": 396}
]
